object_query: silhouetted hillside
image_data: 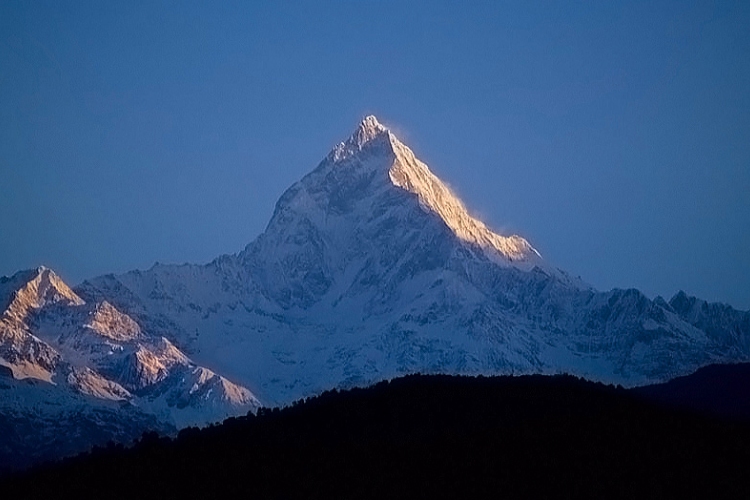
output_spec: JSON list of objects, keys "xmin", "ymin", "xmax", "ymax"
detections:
[
  {"xmin": 634, "ymin": 362, "xmax": 750, "ymax": 420},
  {"xmin": 4, "ymin": 374, "xmax": 750, "ymax": 499}
]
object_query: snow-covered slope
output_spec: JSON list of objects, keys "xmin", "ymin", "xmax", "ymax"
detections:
[
  {"xmin": 5, "ymin": 115, "xmax": 749, "ymax": 469},
  {"xmin": 77, "ymin": 116, "xmax": 750, "ymax": 408},
  {"xmin": 0, "ymin": 371, "xmax": 169, "ymax": 473},
  {"xmin": 0, "ymin": 267, "xmax": 260, "ymax": 469}
]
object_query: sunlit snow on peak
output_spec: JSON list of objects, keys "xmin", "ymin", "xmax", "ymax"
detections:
[
  {"xmin": 384, "ymin": 129, "xmax": 542, "ymax": 267},
  {"xmin": 324, "ymin": 116, "xmax": 543, "ymax": 268},
  {"xmin": 1, "ymin": 267, "xmax": 85, "ymax": 325},
  {"xmin": 328, "ymin": 114, "xmax": 391, "ymax": 163},
  {"xmin": 357, "ymin": 115, "xmax": 387, "ymax": 139}
]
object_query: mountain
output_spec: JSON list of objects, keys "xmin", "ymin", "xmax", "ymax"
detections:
[
  {"xmin": 74, "ymin": 115, "xmax": 750, "ymax": 407},
  {"xmin": 3, "ymin": 116, "xmax": 748, "ymax": 470},
  {"xmin": 0, "ymin": 266, "xmax": 259, "ymax": 471}
]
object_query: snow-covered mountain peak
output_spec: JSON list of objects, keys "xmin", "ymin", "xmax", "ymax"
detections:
[
  {"xmin": 385, "ymin": 131, "xmax": 543, "ymax": 268},
  {"xmin": 328, "ymin": 114, "xmax": 393, "ymax": 163},
  {"xmin": 1, "ymin": 267, "xmax": 84, "ymax": 325},
  {"xmin": 66, "ymin": 366, "xmax": 132, "ymax": 401},
  {"xmin": 353, "ymin": 114, "xmax": 388, "ymax": 145},
  {"xmin": 235, "ymin": 116, "xmax": 551, "ymax": 312},
  {"xmin": 317, "ymin": 116, "xmax": 543, "ymax": 268},
  {"xmin": 187, "ymin": 366, "xmax": 259, "ymax": 407},
  {"xmin": 83, "ymin": 301, "xmax": 143, "ymax": 341}
]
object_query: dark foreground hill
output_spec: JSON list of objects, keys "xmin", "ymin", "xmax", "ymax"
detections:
[
  {"xmin": 4, "ymin": 374, "xmax": 750, "ymax": 499},
  {"xmin": 634, "ymin": 362, "xmax": 750, "ymax": 421}
]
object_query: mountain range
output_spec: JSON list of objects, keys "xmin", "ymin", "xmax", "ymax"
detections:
[{"xmin": 2, "ymin": 115, "xmax": 748, "ymax": 470}]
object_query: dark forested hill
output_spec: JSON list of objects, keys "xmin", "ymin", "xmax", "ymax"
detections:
[
  {"xmin": 633, "ymin": 362, "xmax": 750, "ymax": 421},
  {"xmin": 4, "ymin": 374, "xmax": 750, "ymax": 499}
]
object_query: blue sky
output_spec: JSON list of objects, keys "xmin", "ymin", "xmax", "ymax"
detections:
[{"xmin": 1, "ymin": 1, "xmax": 748, "ymax": 309}]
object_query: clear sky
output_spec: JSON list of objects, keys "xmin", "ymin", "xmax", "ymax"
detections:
[{"xmin": 1, "ymin": 1, "xmax": 748, "ymax": 309}]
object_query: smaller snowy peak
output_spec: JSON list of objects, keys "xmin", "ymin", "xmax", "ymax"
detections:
[
  {"xmin": 1, "ymin": 267, "xmax": 84, "ymax": 325},
  {"xmin": 140, "ymin": 365, "xmax": 261, "ymax": 428},
  {"xmin": 184, "ymin": 366, "xmax": 259, "ymax": 407},
  {"xmin": 66, "ymin": 365, "xmax": 132, "ymax": 401},
  {"xmin": 0, "ymin": 269, "xmax": 40, "ymax": 309},
  {"xmin": 83, "ymin": 301, "xmax": 143, "ymax": 342},
  {"xmin": 117, "ymin": 338, "xmax": 191, "ymax": 391}
]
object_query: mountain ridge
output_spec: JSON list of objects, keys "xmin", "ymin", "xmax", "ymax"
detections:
[
  {"xmin": 2, "ymin": 115, "xmax": 749, "ymax": 469},
  {"xmin": 77, "ymin": 116, "xmax": 750, "ymax": 406},
  {"xmin": 0, "ymin": 266, "xmax": 260, "ymax": 470}
]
